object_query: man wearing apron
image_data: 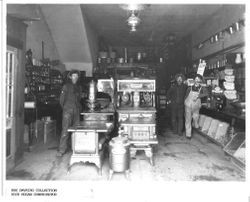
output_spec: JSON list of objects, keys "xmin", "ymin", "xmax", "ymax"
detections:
[{"xmin": 184, "ymin": 74, "xmax": 208, "ymax": 139}]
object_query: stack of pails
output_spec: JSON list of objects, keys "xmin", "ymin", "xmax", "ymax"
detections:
[
  {"xmin": 109, "ymin": 136, "xmax": 130, "ymax": 172},
  {"xmin": 99, "ymin": 51, "xmax": 108, "ymax": 63}
]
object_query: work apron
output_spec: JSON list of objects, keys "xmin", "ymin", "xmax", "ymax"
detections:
[{"xmin": 184, "ymin": 87, "xmax": 201, "ymax": 137}]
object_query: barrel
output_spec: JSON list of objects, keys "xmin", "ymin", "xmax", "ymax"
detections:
[{"xmin": 109, "ymin": 136, "xmax": 130, "ymax": 172}]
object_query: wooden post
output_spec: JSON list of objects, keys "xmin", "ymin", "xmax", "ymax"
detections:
[{"xmin": 42, "ymin": 41, "xmax": 44, "ymax": 60}]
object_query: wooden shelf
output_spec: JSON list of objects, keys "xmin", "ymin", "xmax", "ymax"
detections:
[
  {"xmin": 193, "ymin": 42, "xmax": 245, "ymax": 62},
  {"xmin": 200, "ymin": 106, "xmax": 245, "ymax": 121},
  {"xmin": 106, "ymin": 63, "xmax": 157, "ymax": 69},
  {"xmin": 199, "ymin": 61, "xmax": 245, "ymax": 77}
]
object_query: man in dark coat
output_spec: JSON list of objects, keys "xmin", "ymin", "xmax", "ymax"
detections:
[
  {"xmin": 57, "ymin": 70, "xmax": 82, "ymax": 157},
  {"xmin": 166, "ymin": 73, "xmax": 187, "ymax": 136}
]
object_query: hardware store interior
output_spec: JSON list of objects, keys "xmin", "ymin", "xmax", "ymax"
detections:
[{"xmin": 5, "ymin": 4, "xmax": 246, "ymax": 181}]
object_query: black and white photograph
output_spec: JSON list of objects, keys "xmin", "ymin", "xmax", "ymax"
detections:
[{"xmin": 0, "ymin": 1, "xmax": 249, "ymax": 202}]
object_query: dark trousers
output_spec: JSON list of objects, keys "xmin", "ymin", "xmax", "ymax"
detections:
[
  {"xmin": 170, "ymin": 104, "xmax": 184, "ymax": 135},
  {"xmin": 58, "ymin": 107, "xmax": 80, "ymax": 153}
]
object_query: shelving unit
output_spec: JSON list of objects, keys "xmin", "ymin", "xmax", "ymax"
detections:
[
  {"xmin": 25, "ymin": 65, "xmax": 50, "ymax": 93},
  {"xmin": 50, "ymin": 69, "xmax": 63, "ymax": 90},
  {"xmin": 24, "ymin": 64, "xmax": 63, "ymax": 141},
  {"xmin": 191, "ymin": 43, "xmax": 245, "ymax": 73},
  {"xmin": 202, "ymin": 43, "xmax": 244, "ymax": 61},
  {"xmin": 95, "ymin": 62, "xmax": 157, "ymax": 79},
  {"xmin": 156, "ymin": 88, "xmax": 167, "ymax": 110},
  {"xmin": 25, "ymin": 64, "xmax": 63, "ymax": 105}
]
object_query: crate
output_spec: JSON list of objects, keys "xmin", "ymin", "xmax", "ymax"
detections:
[
  {"xmin": 224, "ymin": 132, "xmax": 245, "ymax": 158},
  {"xmin": 44, "ymin": 120, "xmax": 56, "ymax": 144},
  {"xmin": 233, "ymin": 141, "xmax": 245, "ymax": 164},
  {"xmin": 198, "ymin": 115, "xmax": 207, "ymax": 129},
  {"xmin": 224, "ymin": 132, "xmax": 245, "ymax": 170},
  {"xmin": 207, "ymin": 119, "xmax": 220, "ymax": 138},
  {"xmin": 201, "ymin": 116, "xmax": 212, "ymax": 133},
  {"xmin": 35, "ymin": 120, "xmax": 45, "ymax": 143},
  {"xmin": 24, "ymin": 124, "xmax": 29, "ymax": 144},
  {"xmin": 214, "ymin": 122, "xmax": 229, "ymax": 145}
]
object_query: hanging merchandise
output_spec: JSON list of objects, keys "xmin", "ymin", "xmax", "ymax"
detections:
[
  {"xmin": 197, "ymin": 59, "xmax": 206, "ymax": 76},
  {"xmin": 194, "ymin": 18, "xmax": 245, "ymax": 49},
  {"xmin": 225, "ymin": 75, "xmax": 235, "ymax": 82},
  {"xmin": 235, "ymin": 53, "xmax": 242, "ymax": 64},
  {"xmin": 124, "ymin": 48, "xmax": 128, "ymax": 63}
]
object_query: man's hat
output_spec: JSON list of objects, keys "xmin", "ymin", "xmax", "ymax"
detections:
[
  {"xmin": 69, "ymin": 69, "xmax": 80, "ymax": 76},
  {"xmin": 175, "ymin": 73, "xmax": 185, "ymax": 81},
  {"xmin": 194, "ymin": 74, "xmax": 203, "ymax": 81}
]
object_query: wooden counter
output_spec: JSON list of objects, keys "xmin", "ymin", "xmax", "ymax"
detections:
[{"xmin": 200, "ymin": 106, "xmax": 245, "ymax": 130}]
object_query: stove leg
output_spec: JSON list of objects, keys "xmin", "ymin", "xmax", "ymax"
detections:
[
  {"xmin": 108, "ymin": 170, "xmax": 113, "ymax": 180},
  {"xmin": 145, "ymin": 147, "xmax": 154, "ymax": 166},
  {"xmin": 67, "ymin": 165, "xmax": 71, "ymax": 174},
  {"xmin": 67, "ymin": 156, "xmax": 76, "ymax": 174},
  {"xmin": 98, "ymin": 167, "xmax": 102, "ymax": 176},
  {"xmin": 149, "ymin": 157, "xmax": 154, "ymax": 166},
  {"xmin": 125, "ymin": 170, "xmax": 130, "ymax": 180},
  {"xmin": 130, "ymin": 149, "xmax": 137, "ymax": 158},
  {"xmin": 95, "ymin": 159, "xmax": 102, "ymax": 176}
]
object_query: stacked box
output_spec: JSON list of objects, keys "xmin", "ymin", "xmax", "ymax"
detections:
[
  {"xmin": 198, "ymin": 115, "xmax": 207, "ymax": 129},
  {"xmin": 44, "ymin": 120, "xmax": 56, "ymax": 144},
  {"xmin": 35, "ymin": 120, "xmax": 45, "ymax": 143}
]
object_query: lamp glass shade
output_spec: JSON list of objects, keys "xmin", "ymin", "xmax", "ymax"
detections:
[{"xmin": 127, "ymin": 14, "xmax": 141, "ymax": 26}]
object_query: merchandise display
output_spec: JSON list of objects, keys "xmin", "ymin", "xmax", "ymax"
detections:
[{"xmin": 223, "ymin": 68, "xmax": 237, "ymax": 100}]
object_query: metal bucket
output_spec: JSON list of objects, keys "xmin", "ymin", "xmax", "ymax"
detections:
[{"xmin": 109, "ymin": 136, "xmax": 130, "ymax": 172}]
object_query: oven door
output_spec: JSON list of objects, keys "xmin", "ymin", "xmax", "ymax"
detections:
[{"xmin": 73, "ymin": 131, "xmax": 97, "ymax": 154}]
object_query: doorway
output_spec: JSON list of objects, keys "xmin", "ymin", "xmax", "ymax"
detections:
[{"xmin": 6, "ymin": 46, "xmax": 17, "ymax": 170}]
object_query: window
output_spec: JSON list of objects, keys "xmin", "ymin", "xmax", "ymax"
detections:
[
  {"xmin": 6, "ymin": 50, "xmax": 15, "ymax": 120},
  {"xmin": 6, "ymin": 48, "xmax": 16, "ymax": 158}
]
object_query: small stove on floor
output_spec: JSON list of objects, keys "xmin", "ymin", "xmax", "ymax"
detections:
[{"xmin": 116, "ymin": 78, "xmax": 158, "ymax": 165}]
